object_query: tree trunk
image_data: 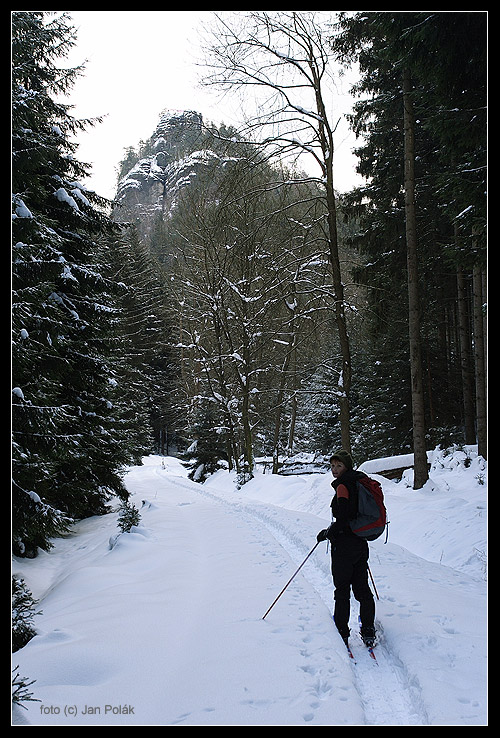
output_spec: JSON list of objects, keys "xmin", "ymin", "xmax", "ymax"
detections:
[
  {"xmin": 473, "ymin": 262, "xmax": 487, "ymax": 458},
  {"xmin": 316, "ymin": 94, "xmax": 352, "ymax": 454},
  {"xmin": 271, "ymin": 346, "xmax": 294, "ymax": 473},
  {"xmin": 403, "ymin": 68, "xmax": 428, "ymax": 489},
  {"xmin": 287, "ymin": 345, "xmax": 298, "ymax": 457},
  {"xmin": 272, "ymin": 292, "xmax": 298, "ymax": 472},
  {"xmin": 287, "ymin": 391, "xmax": 298, "ymax": 457},
  {"xmin": 240, "ymin": 342, "xmax": 255, "ymax": 482},
  {"xmin": 456, "ymin": 266, "xmax": 476, "ymax": 444}
]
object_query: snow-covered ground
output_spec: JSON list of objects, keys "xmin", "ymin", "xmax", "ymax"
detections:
[{"xmin": 12, "ymin": 446, "xmax": 487, "ymax": 726}]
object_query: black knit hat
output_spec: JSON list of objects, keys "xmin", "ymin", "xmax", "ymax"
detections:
[{"xmin": 329, "ymin": 450, "xmax": 354, "ymax": 470}]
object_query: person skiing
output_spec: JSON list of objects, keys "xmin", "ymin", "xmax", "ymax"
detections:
[{"xmin": 317, "ymin": 450, "xmax": 376, "ymax": 648}]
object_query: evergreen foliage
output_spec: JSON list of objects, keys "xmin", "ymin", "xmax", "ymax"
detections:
[
  {"xmin": 12, "ymin": 666, "xmax": 39, "ymax": 711},
  {"xmin": 117, "ymin": 500, "xmax": 141, "ymax": 533},
  {"xmin": 11, "ymin": 11, "xmax": 149, "ymax": 556},
  {"xmin": 182, "ymin": 405, "xmax": 229, "ymax": 483},
  {"xmin": 103, "ymin": 225, "xmax": 179, "ymax": 459},
  {"xmin": 334, "ymin": 11, "xmax": 487, "ymax": 454},
  {"xmin": 12, "ymin": 576, "xmax": 40, "ymax": 652}
]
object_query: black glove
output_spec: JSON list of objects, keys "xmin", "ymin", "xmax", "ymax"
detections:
[
  {"xmin": 317, "ymin": 522, "xmax": 344, "ymax": 543},
  {"xmin": 327, "ymin": 522, "xmax": 341, "ymax": 538},
  {"xmin": 317, "ymin": 527, "xmax": 331, "ymax": 543}
]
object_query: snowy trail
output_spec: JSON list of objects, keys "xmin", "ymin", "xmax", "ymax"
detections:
[
  {"xmin": 189, "ymin": 471, "xmax": 428, "ymax": 725},
  {"xmin": 13, "ymin": 457, "xmax": 487, "ymax": 726},
  {"xmin": 195, "ymin": 464, "xmax": 486, "ymax": 725}
]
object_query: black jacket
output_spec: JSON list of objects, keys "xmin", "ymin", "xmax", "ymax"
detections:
[{"xmin": 329, "ymin": 469, "xmax": 367, "ymax": 538}]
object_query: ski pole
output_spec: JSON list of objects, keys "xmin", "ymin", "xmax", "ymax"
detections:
[
  {"xmin": 262, "ymin": 541, "xmax": 320, "ymax": 620},
  {"xmin": 368, "ymin": 564, "xmax": 379, "ymax": 600}
]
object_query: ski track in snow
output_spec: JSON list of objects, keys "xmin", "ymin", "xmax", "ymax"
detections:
[
  {"xmin": 129, "ymin": 464, "xmax": 426, "ymax": 725},
  {"xmin": 13, "ymin": 457, "xmax": 486, "ymax": 726},
  {"xmin": 186, "ymin": 472, "xmax": 429, "ymax": 726}
]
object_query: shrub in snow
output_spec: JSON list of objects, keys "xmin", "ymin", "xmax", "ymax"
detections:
[
  {"xmin": 12, "ymin": 666, "xmax": 39, "ymax": 711},
  {"xmin": 109, "ymin": 501, "xmax": 142, "ymax": 549},
  {"xmin": 12, "ymin": 576, "xmax": 40, "ymax": 652},
  {"xmin": 117, "ymin": 500, "xmax": 141, "ymax": 533}
]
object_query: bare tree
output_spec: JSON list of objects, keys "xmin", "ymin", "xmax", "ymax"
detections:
[
  {"xmin": 201, "ymin": 10, "xmax": 354, "ymax": 453},
  {"xmin": 165, "ymin": 148, "xmax": 333, "ymax": 479}
]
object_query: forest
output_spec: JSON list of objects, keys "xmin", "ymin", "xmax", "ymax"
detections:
[{"xmin": 12, "ymin": 11, "xmax": 487, "ymax": 559}]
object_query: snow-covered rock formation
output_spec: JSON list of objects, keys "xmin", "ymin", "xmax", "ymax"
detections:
[{"xmin": 113, "ymin": 109, "xmax": 209, "ymax": 228}]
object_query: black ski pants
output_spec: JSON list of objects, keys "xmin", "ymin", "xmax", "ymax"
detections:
[{"xmin": 330, "ymin": 532, "xmax": 375, "ymax": 640}]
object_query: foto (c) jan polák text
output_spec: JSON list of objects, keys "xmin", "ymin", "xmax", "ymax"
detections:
[{"xmin": 39, "ymin": 704, "xmax": 135, "ymax": 717}]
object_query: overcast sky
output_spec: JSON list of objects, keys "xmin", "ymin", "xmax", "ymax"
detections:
[{"xmin": 62, "ymin": 11, "xmax": 363, "ymax": 200}]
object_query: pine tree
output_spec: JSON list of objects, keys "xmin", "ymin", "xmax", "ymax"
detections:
[
  {"xmin": 183, "ymin": 403, "xmax": 229, "ymax": 483},
  {"xmin": 105, "ymin": 224, "xmax": 180, "ymax": 458},
  {"xmin": 117, "ymin": 500, "xmax": 141, "ymax": 533},
  {"xmin": 12, "ymin": 576, "xmax": 40, "ymax": 652},
  {"xmin": 335, "ymin": 12, "xmax": 487, "ymax": 461},
  {"xmin": 12, "ymin": 12, "xmax": 132, "ymax": 555}
]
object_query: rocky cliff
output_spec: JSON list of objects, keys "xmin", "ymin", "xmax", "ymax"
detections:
[{"xmin": 113, "ymin": 109, "xmax": 212, "ymax": 231}]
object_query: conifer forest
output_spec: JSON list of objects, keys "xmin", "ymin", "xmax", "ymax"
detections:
[{"xmin": 12, "ymin": 11, "xmax": 487, "ymax": 558}]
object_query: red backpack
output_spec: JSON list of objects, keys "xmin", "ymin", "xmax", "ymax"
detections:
[{"xmin": 350, "ymin": 476, "xmax": 388, "ymax": 542}]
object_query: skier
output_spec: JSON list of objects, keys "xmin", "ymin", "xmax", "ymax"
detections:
[{"xmin": 317, "ymin": 450, "xmax": 376, "ymax": 648}]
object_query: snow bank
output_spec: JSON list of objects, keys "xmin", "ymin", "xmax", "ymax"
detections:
[{"xmin": 357, "ymin": 450, "xmax": 435, "ymax": 474}]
